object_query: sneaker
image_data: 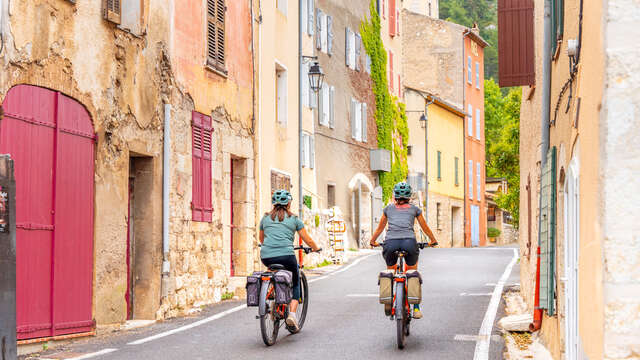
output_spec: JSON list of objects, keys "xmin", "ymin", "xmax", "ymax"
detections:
[
  {"xmin": 286, "ymin": 313, "xmax": 299, "ymax": 331},
  {"xmin": 413, "ymin": 308, "xmax": 423, "ymax": 319},
  {"xmin": 384, "ymin": 303, "xmax": 392, "ymax": 316}
]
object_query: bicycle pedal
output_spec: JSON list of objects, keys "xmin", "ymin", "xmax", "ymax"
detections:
[{"xmin": 255, "ymin": 315, "xmax": 260, "ymax": 319}]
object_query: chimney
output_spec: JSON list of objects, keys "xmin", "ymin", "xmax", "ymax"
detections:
[{"xmin": 471, "ymin": 22, "xmax": 480, "ymax": 35}]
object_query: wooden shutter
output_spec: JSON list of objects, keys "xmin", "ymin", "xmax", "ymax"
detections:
[
  {"xmin": 316, "ymin": 9, "xmax": 322, "ymax": 50},
  {"xmin": 327, "ymin": 16, "xmax": 333, "ymax": 55},
  {"xmin": 102, "ymin": 0, "xmax": 121, "ymax": 24},
  {"xmin": 389, "ymin": 0, "xmax": 396, "ymax": 36},
  {"xmin": 301, "ymin": 134, "xmax": 308, "ymax": 168},
  {"xmin": 498, "ymin": 0, "xmax": 535, "ymax": 87},
  {"xmin": 345, "ymin": 28, "xmax": 351, "ymax": 67},
  {"xmin": 329, "ymin": 86, "xmax": 335, "ymax": 128},
  {"xmin": 437, "ymin": 151, "xmax": 442, "ymax": 180},
  {"xmin": 207, "ymin": 0, "xmax": 226, "ymax": 72},
  {"xmin": 350, "ymin": 98, "xmax": 357, "ymax": 139},
  {"xmin": 455, "ymin": 157, "xmax": 459, "ymax": 185},
  {"xmin": 310, "ymin": 136, "xmax": 315, "ymax": 169},
  {"xmin": 318, "ymin": 82, "xmax": 324, "ymax": 125},
  {"xmin": 539, "ymin": 147, "xmax": 557, "ymax": 315},
  {"xmin": 302, "ymin": 63, "xmax": 309, "ymax": 108},
  {"xmin": 308, "ymin": 0, "xmax": 315, "ymax": 36},
  {"xmin": 551, "ymin": 0, "xmax": 564, "ymax": 55},
  {"xmin": 355, "ymin": 33, "xmax": 362, "ymax": 71},
  {"xmin": 361, "ymin": 102, "xmax": 367, "ymax": 142},
  {"xmin": 192, "ymin": 111, "xmax": 213, "ymax": 222}
]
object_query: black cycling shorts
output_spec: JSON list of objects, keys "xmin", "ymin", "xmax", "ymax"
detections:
[{"xmin": 382, "ymin": 238, "xmax": 419, "ymax": 267}]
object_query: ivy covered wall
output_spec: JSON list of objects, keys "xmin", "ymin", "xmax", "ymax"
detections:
[{"xmin": 360, "ymin": 1, "xmax": 409, "ymax": 202}]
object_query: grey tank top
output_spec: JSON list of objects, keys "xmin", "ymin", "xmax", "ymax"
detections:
[{"xmin": 383, "ymin": 204, "xmax": 422, "ymax": 240}]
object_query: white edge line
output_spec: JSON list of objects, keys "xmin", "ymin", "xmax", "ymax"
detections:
[
  {"xmin": 68, "ymin": 348, "xmax": 118, "ymax": 360},
  {"xmin": 473, "ymin": 248, "xmax": 518, "ymax": 360},
  {"xmin": 127, "ymin": 304, "xmax": 247, "ymax": 345},
  {"xmin": 127, "ymin": 253, "xmax": 376, "ymax": 345},
  {"xmin": 346, "ymin": 294, "xmax": 379, "ymax": 297}
]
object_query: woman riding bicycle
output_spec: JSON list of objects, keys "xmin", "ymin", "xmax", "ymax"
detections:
[
  {"xmin": 369, "ymin": 182, "xmax": 437, "ymax": 319},
  {"xmin": 259, "ymin": 189, "xmax": 320, "ymax": 331}
]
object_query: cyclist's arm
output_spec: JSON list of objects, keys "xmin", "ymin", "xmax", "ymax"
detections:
[
  {"xmin": 259, "ymin": 230, "xmax": 265, "ymax": 244},
  {"xmin": 417, "ymin": 215, "xmax": 437, "ymax": 245},
  {"xmin": 297, "ymin": 228, "xmax": 320, "ymax": 252},
  {"xmin": 370, "ymin": 214, "xmax": 388, "ymax": 246}
]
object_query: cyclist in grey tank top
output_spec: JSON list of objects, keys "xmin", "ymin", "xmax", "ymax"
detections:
[{"xmin": 369, "ymin": 182, "xmax": 438, "ymax": 319}]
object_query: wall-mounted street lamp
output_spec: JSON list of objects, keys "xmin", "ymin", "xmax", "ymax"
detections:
[
  {"xmin": 419, "ymin": 113, "xmax": 427, "ymax": 129},
  {"xmin": 308, "ymin": 61, "xmax": 325, "ymax": 94}
]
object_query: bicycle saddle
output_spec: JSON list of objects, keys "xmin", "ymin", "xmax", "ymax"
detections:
[{"xmin": 268, "ymin": 264, "xmax": 285, "ymax": 271}]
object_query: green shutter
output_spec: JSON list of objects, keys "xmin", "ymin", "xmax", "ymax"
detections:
[
  {"xmin": 437, "ymin": 151, "xmax": 442, "ymax": 180},
  {"xmin": 539, "ymin": 147, "xmax": 557, "ymax": 315},
  {"xmin": 455, "ymin": 157, "xmax": 459, "ymax": 186},
  {"xmin": 550, "ymin": 0, "xmax": 564, "ymax": 55}
]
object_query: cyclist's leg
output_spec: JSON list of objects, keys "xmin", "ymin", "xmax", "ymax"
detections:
[
  {"xmin": 276, "ymin": 255, "xmax": 301, "ymax": 312},
  {"xmin": 403, "ymin": 238, "xmax": 420, "ymax": 270},
  {"xmin": 382, "ymin": 240, "xmax": 400, "ymax": 269}
]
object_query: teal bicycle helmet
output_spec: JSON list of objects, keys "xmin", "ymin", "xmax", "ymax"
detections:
[
  {"xmin": 272, "ymin": 189, "xmax": 292, "ymax": 205},
  {"xmin": 393, "ymin": 182, "xmax": 413, "ymax": 200}
]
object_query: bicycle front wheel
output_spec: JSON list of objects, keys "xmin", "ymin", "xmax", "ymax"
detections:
[
  {"xmin": 259, "ymin": 280, "xmax": 279, "ymax": 346},
  {"xmin": 288, "ymin": 271, "xmax": 309, "ymax": 334},
  {"xmin": 395, "ymin": 282, "xmax": 406, "ymax": 349}
]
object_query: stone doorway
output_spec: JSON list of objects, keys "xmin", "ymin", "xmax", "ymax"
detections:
[
  {"xmin": 231, "ymin": 158, "xmax": 251, "ymax": 276},
  {"xmin": 451, "ymin": 206, "xmax": 463, "ymax": 247}
]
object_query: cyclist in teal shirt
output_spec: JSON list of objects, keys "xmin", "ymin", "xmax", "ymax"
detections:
[{"xmin": 259, "ymin": 190, "xmax": 319, "ymax": 331}]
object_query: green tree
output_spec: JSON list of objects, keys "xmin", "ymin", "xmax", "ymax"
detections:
[
  {"xmin": 439, "ymin": 0, "xmax": 498, "ymax": 81},
  {"xmin": 484, "ymin": 79, "xmax": 520, "ymax": 226}
]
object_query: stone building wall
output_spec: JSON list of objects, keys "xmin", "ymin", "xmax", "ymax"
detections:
[{"xmin": 421, "ymin": 192, "xmax": 464, "ymax": 248}]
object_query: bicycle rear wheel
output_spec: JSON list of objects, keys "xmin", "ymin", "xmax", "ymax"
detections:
[
  {"xmin": 395, "ymin": 282, "xmax": 406, "ymax": 349},
  {"xmin": 288, "ymin": 271, "xmax": 309, "ymax": 334},
  {"xmin": 259, "ymin": 280, "xmax": 279, "ymax": 346}
]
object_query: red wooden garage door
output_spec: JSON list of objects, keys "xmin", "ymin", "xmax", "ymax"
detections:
[{"xmin": 0, "ymin": 85, "xmax": 95, "ymax": 339}]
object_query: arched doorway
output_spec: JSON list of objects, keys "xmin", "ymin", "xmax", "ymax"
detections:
[{"xmin": 0, "ymin": 85, "xmax": 95, "ymax": 339}]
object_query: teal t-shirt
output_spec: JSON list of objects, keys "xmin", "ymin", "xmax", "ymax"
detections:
[{"xmin": 259, "ymin": 214, "xmax": 304, "ymax": 259}]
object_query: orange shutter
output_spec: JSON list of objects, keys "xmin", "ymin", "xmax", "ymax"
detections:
[{"xmin": 389, "ymin": 0, "xmax": 396, "ymax": 36}]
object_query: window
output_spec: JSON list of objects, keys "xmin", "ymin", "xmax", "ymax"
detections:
[
  {"xmin": 361, "ymin": 102, "xmax": 368, "ymax": 142},
  {"xmin": 346, "ymin": 28, "xmax": 356, "ymax": 70},
  {"xmin": 351, "ymin": 99, "xmax": 367, "ymax": 142},
  {"xmin": 327, "ymin": 184, "xmax": 336, "ymax": 208},
  {"xmin": 475, "ymin": 62, "xmax": 480, "ymax": 89},
  {"xmin": 192, "ymin": 111, "xmax": 213, "ymax": 222},
  {"xmin": 321, "ymin": 13, "xmax": 328, "ymax": 53},
  {"xmin": 302, "ymin": 134, "xmax": 315, "ymax": 169},
  {"xmin": 318, "ymin": 82, "xmax": 330, "ymax": 126},
  {"xmin": 301, "ymin": 62, "xmax": 309, "ymax": 108},
  {"xmin": 206, "ymin": 0, "xmax": 226, "ymax": 73},
  {"xmin": 407, "ymin": 145, "xmax": 413, "ymax": 156},
  {"xmin": 389, "ymin": 0, "xmax": 396, "ymax": 36},
  {"xmin": 467, "ymin": 56, "xmax": 472, "ymax": 84},
  {"xmin": 119, "ymin": 0, "xmax": 144, "ymax": 35},
  {"xmin": 276, "ymin": 64, "xmax": 287, "ymax": 126},
  {"xmin": 476, "ymin": 108, "xmax": 481, "ymax": 140},
  {"xmin": 277, "ymin": 0, "xmax": 287, "ymax": 15},
  {"xmin": 355, "ymin": 33, "xmax": 362, "ymax": 71},
  {"xmin": 437, "ymin": 151, "xmax": 442, "ymax": 181},
  {"xmin": 468, "ymin": 160, "xmax": 473, "ymax": 199},
  {"xmin": 271, "ymin": 170, "xmax": 291, "ymax": 194},
  {"xmin": 487, "ymin": 206, "xmax": 496, "ymax": 221},
  {"xmin": 467, "ymin": 104, "xmax": 473, "ymax": 137},
  {"xmin": 103, "ymin": 0, "xmax": 122, "ymax": 24},
  {"xmin": 454, "ymin": 157, "xmax": 459, "ymax": 186},
  {"xmin": 477, "ymin": 162, "xmax": 481, "ymax": 201},
  {"xmin": 315, "ymin": 9, "xmax": 323, "ymax": 50}
]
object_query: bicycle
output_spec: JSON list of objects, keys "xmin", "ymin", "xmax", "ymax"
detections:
[
  {"xmin": 257, "ymin": 246, "xmax": 321, "ymax": 346},
  {"xmin": 375, "ymin": 241, "xmax": 437, "ymax": 349}
]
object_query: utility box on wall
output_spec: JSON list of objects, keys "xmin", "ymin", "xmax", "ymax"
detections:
[
  {"xmin": 370, "ymin": 149, "xmax": 391, "ymax": 172},
  {"xmin": 0, "ymin": 155, "xmax": 17, "ymax": 360}
]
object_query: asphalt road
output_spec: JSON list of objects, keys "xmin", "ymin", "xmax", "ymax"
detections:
[{"xmin": 26, "ymin": 247, "xmax": 519, "ymax": 360}]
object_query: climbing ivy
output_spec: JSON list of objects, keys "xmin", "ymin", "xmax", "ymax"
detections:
[{"xmin": 360, "ymin": 1, "xmax": 409, "ymax": 202}]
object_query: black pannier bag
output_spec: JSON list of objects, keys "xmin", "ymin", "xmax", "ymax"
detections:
[
  {"xmin": 246, "ymin": 271, "xmax": 263, "ymax": 306},
  {"xmin": 273, "ymin": 270, "xmax": 293, "ymax": 304},
  {"xmin": 406, "ymin": 270, "xmax": 423, "ymax": 304},
  {"xmin": 378, "ymin": 270, "xmax": 394, "ymax": 304}
]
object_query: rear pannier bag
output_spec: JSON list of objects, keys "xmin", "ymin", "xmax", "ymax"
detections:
[
  {"xmin": 406, "ymin": 270, "xmax": 422, "ymax": 304},
  {"xmin": 246, "ymin": 271, "xmax": 263, "ymax": 306},
  {"xmin": 273, "ymin": 270, "xmax": 293, "ymax": 304},
  {"xmin": 378, "ymin": 270, "xmax": 394, "ymax": 304}
]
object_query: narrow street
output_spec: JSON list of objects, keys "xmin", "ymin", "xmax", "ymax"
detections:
[{"xmin": 28, "ymin": 247, "xmax": 519, "ymax": 360}]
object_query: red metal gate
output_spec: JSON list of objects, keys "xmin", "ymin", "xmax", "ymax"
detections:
[{"xmin": 0, "ymin": 85, "xmax": 95, "ymax": 340}]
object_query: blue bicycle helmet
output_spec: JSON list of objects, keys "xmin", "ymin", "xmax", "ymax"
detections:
[
  {"xmin": 272, "ymin": 189, "xmax": 292, "ymax": 205},
  {"xmin": 393, "ymin": 182, "xmax": 413, "ymax": 200}
]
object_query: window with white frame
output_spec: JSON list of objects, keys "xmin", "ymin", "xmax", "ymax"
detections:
[
  {"xmin": 319, "ymin": 82, "xmax": 330, "ymax": 126},
  {"xmin": 475, "ymin": 62, "xmax": 480, "ymax": 89},
  {"xmin": 350, "ymin": 98, "xmax": 367, "ymax": 142},
  {"xmin": 468, "ymin": 160, "xmax": 473, "ymax": 199},
  {"xmin": 276, "ymin": 64, "xmax": 287, "ymax": 126},
  {"xmin": 467, "ymin": 104, "xmax": 473, "ymax": 137},
  {"xmin": 345, "ymin": 28, "xmax": 356, "ymax": 70},
  {"xmin": 476, "ymin": 108, "xmax": 481, "ymax": 140},
  {"xmin": 467, "ymin": 56, "xmax": 472, "ymax": 84},
  {"xmin": 301, "ymin": 62, "xmax": 309, "ymax": 108},
  {"xmin": 477, "ymin": 162, "xmax": 481, "ymax": 201},
  {"xmin": 302, "ymin": 133, "xmax": 315, "ymax": 168},
  {"xmin": 321, "ymin": 13, "xmax": 328, "ymax": 53}
]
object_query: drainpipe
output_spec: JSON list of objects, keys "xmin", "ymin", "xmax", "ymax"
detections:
[
  {"xmin": 161, "ymin": 103, "xmax": 171, "ymax": 299},
  {"xmin": 297, "ymin": 0, "xmax": 303, "ymax": 262},
  {"xmin": 531, "ymin": 0, "xmax": 552, "ymax": 332},
  {"xmin": 462, "ymin": 29, "xmax": 471, "ymax": 247},
  {"xmin": 423, "ymin": 97, "xmax": 434, "ymax": 221}
]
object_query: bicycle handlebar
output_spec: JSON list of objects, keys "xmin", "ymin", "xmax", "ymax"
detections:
[
  {"xmin": 258, "ymin": 244, "xmax": 322, "ymax": 254},
  {"xmin": 373, "ymin": 241, "xmax": 438, "ymax": 249}
]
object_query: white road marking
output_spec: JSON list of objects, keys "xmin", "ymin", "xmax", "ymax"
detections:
[
  {"xmin": 455, "ymin": 334, "xmax": 502, "ymax": 342},
  {"xmin": 460, "ymin": 292, "xmax": 493, "ymax": 296},
  {"xmin": 127, "ymin": 304, "xmax": 247, "ymax": 345},
  {"xmin": 67, "ymin": 349, "xmax": 118, "ymax": 359},
  {"xmin": 346, "ymin": 294, "xmax": 379, "ymax": 297},
  {"xmin": 473, "ymin": 248, "xmax": 519, "ymax": 360},
  {"xmin": 126, "ymin": 253, "xmax": 375, "ymax": 346}
]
